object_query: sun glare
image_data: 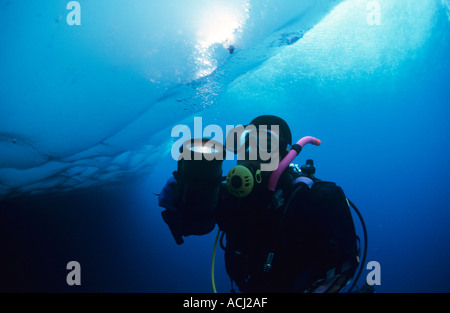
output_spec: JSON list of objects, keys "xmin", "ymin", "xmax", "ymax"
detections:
[{"xmin": 194, "ymin": 2, "xmax": 250, "ymax": 79}]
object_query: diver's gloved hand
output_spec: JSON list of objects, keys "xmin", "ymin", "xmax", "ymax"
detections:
[
  {"xmin": 158, "ymin": 176, "xmax": 216, "ymax": 245},
  {"xmin": 158, "ymin": 176, "xmax": 178, "ymax": 211},
  {"xmin": 159, "ymin": 176, "xmax": 185, "ymax": 244}
]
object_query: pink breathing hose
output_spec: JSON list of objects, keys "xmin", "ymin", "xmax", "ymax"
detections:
[{"xmin": 267, "ymin": 136, "xmax": 321, "ymax": 191}]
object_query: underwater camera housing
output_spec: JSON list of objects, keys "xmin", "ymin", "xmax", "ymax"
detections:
[
  {"xmin": 176, "ymin": 138, "xmax": 226, "ymax": 212},
  {"xmin": 177, "ymin": 135, "xmax": 268, "ymax": 206}
]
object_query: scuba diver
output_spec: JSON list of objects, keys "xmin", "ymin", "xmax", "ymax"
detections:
[{"xmin": 158, "ymin": 115, "xmax": 368, "ymax": 293}]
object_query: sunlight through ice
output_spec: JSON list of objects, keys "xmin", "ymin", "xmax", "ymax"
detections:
[{"xmin": 194, "ymin": 1, "xmax": 250, "ymax": 79}]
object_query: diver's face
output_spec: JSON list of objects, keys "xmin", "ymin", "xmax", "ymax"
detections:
[
  {"xmin": 225, "ymin": 124, "xmax": 283, "ymax": 172},
  {"xmin": 236, "ymin": 128, "xmax": 281, "ymax": 172},
  {"xmin": 237, "ymin": 149, "xmax": 280, "ymax": 174}
]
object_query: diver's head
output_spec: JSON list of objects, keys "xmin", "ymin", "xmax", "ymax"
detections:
[
  {"xmin": 226, "ymin": 115, "xmax": 292, "ymax": 172},
  {"xmin": 248, "ymin": 115, "xmax": 292, "ymax": 159},
  {"xmin": 225, "ymin": 115, "xmax": 292, "ymax": 197}
]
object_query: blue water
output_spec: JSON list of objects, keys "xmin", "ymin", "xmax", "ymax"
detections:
[{"xmin": 0, "ymin": 0, "xmax": 449, "ymax": 293}]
